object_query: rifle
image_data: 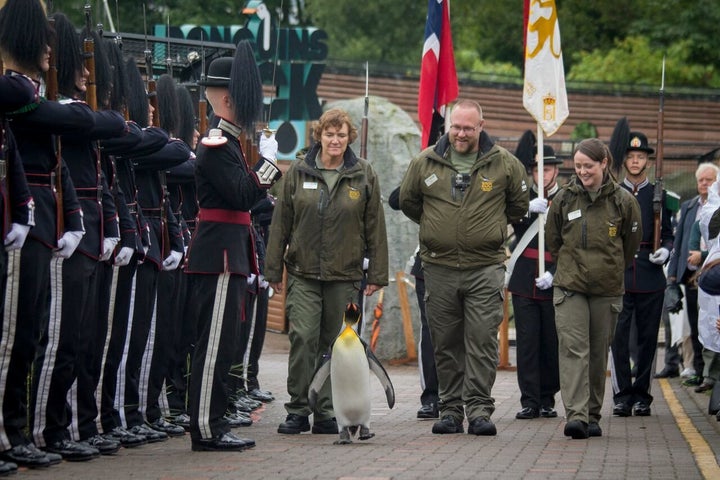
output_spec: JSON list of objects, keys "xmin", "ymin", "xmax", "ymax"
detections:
[
  {"xmin": 83, "ymin": 3, "xmax": 97, "ymax": 111},
  {"xmin": 47, "ymin": 8, "xmax": 64, "ymax": 240},
  {"xmin": 197, "ymin": 31, "xmax": 208, "ymax": 135},
  {"xmin": 360, "ymin": 61, "xmax": 369, "ymax": 159},
  {"xmin": 143, "ymin": 4, "xmax": 159, "ymax": 127},
  {"xmin": 653, "ymin": 57, "xmax": 666, "ymax": 250}
]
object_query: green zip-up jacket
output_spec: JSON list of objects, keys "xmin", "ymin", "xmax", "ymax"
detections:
[
  {"xmin": 545, "ymin": 176, "xmax": 642, "ymax": 296},
  {"xmin": 399, "ymin": 132, "xmax": 529, "ymax": 269},
  {"xmin": 265, "ymin": 143, "xmax": 388, "ymax": 286}
]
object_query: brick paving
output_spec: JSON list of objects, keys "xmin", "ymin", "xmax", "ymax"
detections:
[{"xmin": 17, "ymin": 332, "xmax": 720, "ymax": 480}]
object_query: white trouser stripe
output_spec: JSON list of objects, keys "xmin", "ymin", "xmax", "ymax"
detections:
[
  {"xmin": 116, "ymin": 268, "xmax": 138, "ymax": 427},
  {"xmin": 0, "ymin": 250, "xmax": 21, "ymax": 450},
  {"xmin": 198, "ymin": 273, "xmax": 230, "ymax": 439}
]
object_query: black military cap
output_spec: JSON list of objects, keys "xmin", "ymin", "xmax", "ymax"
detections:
[
  {"xmin": 531, "ymin": 144, "xmax": 563, "ymax": 166},
  {"xmin": 627, "ymin": 131, "xmax": 654, "ymax": 154},
  {"xmin": 198, "ymin": 57, "xmax": 232, "ymax": 87}
]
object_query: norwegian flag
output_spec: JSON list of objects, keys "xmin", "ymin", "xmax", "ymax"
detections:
[{"xmin": 418, "ymin": 0, "xmax": 459, "ymax": 148}]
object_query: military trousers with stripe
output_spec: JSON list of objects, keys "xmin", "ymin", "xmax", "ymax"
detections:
[{"xmin": 188, "ymin": 272, "xmax": 247, "ymax": 441}]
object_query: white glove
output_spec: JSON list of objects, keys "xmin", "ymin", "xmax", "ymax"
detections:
[
  {"xmin": 259, "ymin": 132, "xmax": 278, "ymax": 161},
  {"xmin": 114, "ymin": 246, "xmax": 135, "ymax": 266},
  {"xmin": 247, "ymin": 273, "xmax": 257, "ymax": 285},
  {"xmin": 529, "ymin": 197, "xmax": 548, "ymax": 214},
  {"xmin": 649, "ymin": 247, "xmax": 670, "ymax": 265},
  {"xmin": 4, "ymin": 223, "xmax": 30, "ymax": 251},
  {"xmin": 100, "ymin": 237, "xmax": 120, "ymax": 261},
  {"xmin": 258, "ymin": 274, "xmax": 269, "ymax": 289},
  {"xmin": 54, "ymin": 231, "xmax": 84, "ymax": 258},
  {"xmin": 535, "ymin": 271, "xmax": 553, "ymax": 290},
  {"xmin": 162, "ymin": 250, "xmax": 183, "ymax": 271}
]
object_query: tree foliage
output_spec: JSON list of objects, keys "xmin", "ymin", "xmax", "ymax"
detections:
[{"xmin": 48, "ymin": 0, "xmax": 720, "ymax": 87}]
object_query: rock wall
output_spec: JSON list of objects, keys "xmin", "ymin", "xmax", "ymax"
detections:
[{"xmin": 326, "ymin": 96, "xmax": 422, "ymax": 361}]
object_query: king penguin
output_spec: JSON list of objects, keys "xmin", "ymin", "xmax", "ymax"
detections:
[{"xmin": 308, "ymin": 303, "xmax": 395, "ymax": 444}]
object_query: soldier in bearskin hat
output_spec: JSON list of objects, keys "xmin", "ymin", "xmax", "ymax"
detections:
[
  {"xmin": 29, "ymin": 11, "xmax": 125, "ymax": 461},
  {"xmin": 508, "ymin": 130, "xmax": 562, "ymax": 421},
  {"xmin": 0, "ymin": 0, "xmax": 94, "ymax": 467},
  {"xmin": 184, "ymin": 40, "xmax": 281, "ymax": 451}
]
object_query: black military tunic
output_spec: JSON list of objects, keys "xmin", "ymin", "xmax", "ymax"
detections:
[{"xmin": 185, "ymin": 118, "xmax": 270, "ymax": 442}]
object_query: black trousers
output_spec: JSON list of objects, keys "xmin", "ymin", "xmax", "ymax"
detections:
[
  {"xmin": 1, "ymin": 239, "xmax": 52, "ymax": 448},
  {"xmin": 685, "ymin": 286, "xmax": 705, "ymax": 376},
  {"xmin": 610, "ymin": 289, "xmax": 664, "ymax": 405},
  {"xmin": 122, "ymin": 261, "xmax": 159, "ymax": 428},
  {"xmin": 245, "ymin": 286, "xmax": 269, "ymax": 391},
  {"xmin": 165, "ymin": 272, "xmax": 196, "ymax": 415},
  {"xmin": 99, "ymin": 258, "xmax": 138, "ymax": 432},
  {"xmin": 512, "ymin": 294, "xmax": 559, "ymax": 409},
  {"xmin": 189, "ymin": 273, "xmax": 245, "ymax": 441},
  {"xmin": 76, "ymin": 260, "xmax": 114, "ymax": 440},
  {"xmin": 415, "ymin": 277, "xmax": 438, "ymax": 406},
  {"xmin": 144, "ymin": 267, "xmax": 185, "ymax": 422}
]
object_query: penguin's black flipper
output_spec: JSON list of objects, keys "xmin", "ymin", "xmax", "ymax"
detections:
[
  {"xmin": 308, "ymin": 353, "xmax": 332, "ymax": 409},
  {"xmin": 365, "ymin": 345, "xmax": 395, "ymax": 409}
]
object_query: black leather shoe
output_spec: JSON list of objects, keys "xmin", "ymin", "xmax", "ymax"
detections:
[
  {"xmin": 235, "ymin": 394, "xmax": 262, "ymax": 411},
  {"xmin": 80, "ymin": 434, "xmax": 120, "ymax": 455},
  {"xmin": 103, "ymin": 426, "xmax": 147, "ymax": 448},
  {"xmin": 128, "ymin": 424, "xmax": 168, "ymax": 443},
  {"xmin": 248, "ymin": 388, "xmax": 275, "ymax": 403},
  {"xmin": 633, "ymin": 402, "xmax": 651, "ymax": 416},
  {"xmin": 0, "ymin": 444, "xmax": 50, "ymax": 468},
  {"xmin": 44, "ymin": 439, "xmax": 99, "ymax": 462},
  {"xmin": 312, "ymin": 418, "xmax": 338, "ymax": 434},
  {"xmin": 416, "ymin": 403, "xmax": 439, "ymax": 419},
  {"xmin": 148, "ymin": 418, "xmax": 186, "ymax": 437},
  {"xmin": 682, "ymin": 375, "xmax": 703, "ymax": 387},
  {"xmin": 191, "ymin": 432, "xmax": 254, "ymax": 452},
  {"xmin": 563, "ymin": 420, "xmax": 589, "ymax": 439},
  {"xmin": 432, "ymin": 415, "xmax": 464, "ymax": 434},
  {"xmin": 173, "ymin": 413, "xmax": 191, "ymax": 431},
  {"xmin": 225, "ymin": 411, "xmax": 253, "ymax": 427},
  {"xmin": 45, "ymin": 452, "xmax": 62, "ymax": 465},
  {"xmin": 0, "ymin": 460, "xmax": 17, "ymax": 476},
  {"xmin": 468, "ymin": 417, "xmax": 497, "ymax": 436},
  {"xmin": 515, "ymin": 407, "xmax": 539, "ymax": 419},
  {"xmin": 588, "ymin": 422, "xmax": 602, "ymax": 437},
  {"xmin": 613, "ymin": 402, "xmax": 632, "ymax": 417},
  {"xmin": 539, "ymin": 406, "xmax": 558, "ymax": 418},
  {"xmin": 694, "ymin": 382, "xmax": 714, "ymax": 393},
  {"xmin": 277, "ymin": 414, "xmax": 310, "ymax": 434},
  {"xmin": 654, "ymin": 367, "xmax": 679, "ymax": 378}
]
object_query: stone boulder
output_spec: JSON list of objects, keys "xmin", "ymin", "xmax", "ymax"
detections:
[{"xmin": 326, "ymin": 96, "xmax": 422, "ymax": 361}]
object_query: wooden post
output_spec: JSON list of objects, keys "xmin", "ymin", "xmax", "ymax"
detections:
[
  {"xmin": 497, "ymin": 288, "xmax": 515, "ymax": 371},
  {"xmin": 393, "ymin": 271, "xmax": 417, "ymax": 363}
]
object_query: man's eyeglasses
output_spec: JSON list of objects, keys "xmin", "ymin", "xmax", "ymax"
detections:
[{"xmin": 449, "ymin": 125, "xmax": 479, "ymax": 134}]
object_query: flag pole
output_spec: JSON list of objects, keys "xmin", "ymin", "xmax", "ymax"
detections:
[{"xmin": 536, "ymin": 123, "xmax": 545, "ymax": 275}]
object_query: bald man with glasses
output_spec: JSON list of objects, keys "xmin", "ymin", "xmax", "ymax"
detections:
[{"xmin": 399, "ymin": 99, "xmax": 528, "ymax": 436}]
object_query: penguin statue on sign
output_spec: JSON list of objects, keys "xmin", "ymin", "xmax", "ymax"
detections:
[{"xmin": 309, "ymin": 303, "xmax": 395, "ymax": 445}]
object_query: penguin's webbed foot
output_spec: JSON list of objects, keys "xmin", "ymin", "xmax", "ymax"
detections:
[
  {"xmin": 334, "ymin": 428, "xmax": 353, "ymax": 445},
  {"xmin": 358, "ymin": 426, "xmax": 375, "ymax": 441}
]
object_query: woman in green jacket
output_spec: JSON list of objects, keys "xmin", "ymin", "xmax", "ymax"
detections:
[
  {"xmin": 544, "ymin": 138, "xmax": 642, "ymax": 439},
  {"xmin": 266, "ymin": 108, "xmax": 388, "ymax": 435}
]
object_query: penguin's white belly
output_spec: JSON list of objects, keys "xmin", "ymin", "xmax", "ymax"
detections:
[{"xmin": 330, "ymin": 339, "xmax": 372, "ymax": 428}]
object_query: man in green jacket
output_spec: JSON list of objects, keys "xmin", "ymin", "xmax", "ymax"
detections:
[{"xmin": 399, "ymin": 99, "xmax": 529, "ymax": 436}]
